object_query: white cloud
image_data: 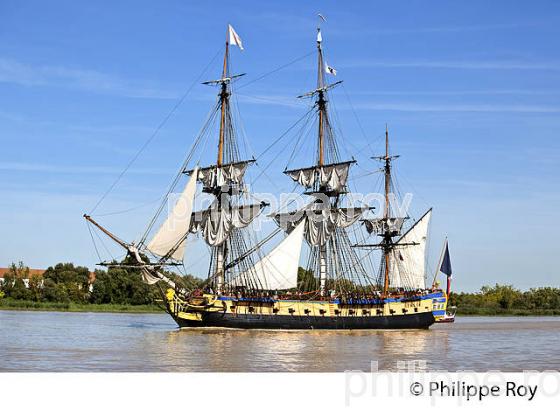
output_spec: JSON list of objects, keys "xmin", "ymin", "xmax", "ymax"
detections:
[
  {"xmin": 366, "ymin": 22, "xmax": 535, "ymax": 35},
  {"xmin": 0, "ymin": 161, "xmax": 172, "ymax": 175},
  {"xmin": 340, "ymin": 59, "xmax": 560, "ymax": 71},
  {"xmin": 350, "ymin": 89, "xmax": 560, "ymax": 96},
  {"xmin": 0, "ymin": 58, "xmax": 179, "ymax": 98},
  {"xmin": 349, "ymin": 102, "xmax": 560, "ymax": 113},
  {"xmin": 235, "ymin": 93, "xmax": 302, "ymax": 108}
]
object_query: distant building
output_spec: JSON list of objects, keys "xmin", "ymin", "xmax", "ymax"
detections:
[
  {"xmin": 0, "ymin": 268, "xmax": 96, "ymax": 291},
  {"xmin": 0, "ymin": 268, "xmax": 46, "ymax": 288}
]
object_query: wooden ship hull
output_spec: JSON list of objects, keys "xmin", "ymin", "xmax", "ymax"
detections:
[{"xmin": 164, "ymin": 290, "xmax": 443, "ymax": 330}]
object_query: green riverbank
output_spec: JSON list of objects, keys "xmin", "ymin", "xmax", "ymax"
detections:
[
  {"xmin": 2, "ymin": 299, "xmax": 560, "ymax": 316},
  {"xmin": 455, "ymin": 307, "xmax": 560, "ymax": 316},
  {"xmin": 0, "ymin": 299, "xmax": 164, "ymax": 313}
]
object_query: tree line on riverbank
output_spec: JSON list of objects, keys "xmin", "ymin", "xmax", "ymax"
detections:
[
  {"xmin": 0, "ymin": 261, "xmax": 203, "ymax": 311},
  {"xmin": 1, "ymin": 261, "xmax": 559, "ymax": 315},
  {"xmin": 449, "ymin": 284, "xmax": 560, "ymax": 315}
]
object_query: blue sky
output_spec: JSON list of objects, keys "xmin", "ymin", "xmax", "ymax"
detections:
[{"xmin": 1, "ymin": 0, "xmax": 559, "ymax": 291}]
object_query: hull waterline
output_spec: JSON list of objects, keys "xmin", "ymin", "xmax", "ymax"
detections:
[
  {"xmin": 164, "ymin": 291, "xmax": 443, "ymax": 330},
  {"xmin": 173, "ymin": 310, "xmax": 435, "ymax": 330}
]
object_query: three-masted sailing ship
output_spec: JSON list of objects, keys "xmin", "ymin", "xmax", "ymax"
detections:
[{"xmin": 85, "ymin": 23, "xmax": 448, "ymax": 330}]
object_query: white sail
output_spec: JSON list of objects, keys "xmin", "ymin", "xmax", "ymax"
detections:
[
  {"xmin": 192, "ymin": 161, "xmax": 251, "ymax": 191},
  {"xmin": 363, "ymin": 217, "xmax": 407, "ymax": 236},
  {"xmin": 285, "ymin": 167, "xmax": 316, "ymax": 188},
  {"xmin": 274, "ymin": 206, "xmax": 366, "ymax": 246},
  {"xmin": 284, "ymin": 161, "xmax": 353, "ymax": 192},
  {"xmin": 190, "ymin": 201, "xmax": 266, "ymax": 247},
  {"xmin": 233, "ymin": 221, "xmax": 305, "ymax": 290},
  {"xmin": 320, "ymin": 162, "xmax": 350, "ymax": 191},
  {"xmin": 147, "ymin": 167, "xmax": 198, "ymax": 260},
  {"xmin": 389, "ymin": 209, "xmax": 432, "ymax": 289}
]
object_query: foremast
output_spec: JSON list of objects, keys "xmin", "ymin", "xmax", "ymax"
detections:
[
  {"xmin": 187, "ymin": 24, "xmax": 265, "ymax": 295},
  {"xmin": 85, "ymin": 25, "xmax": 266, "ymax": 296}
]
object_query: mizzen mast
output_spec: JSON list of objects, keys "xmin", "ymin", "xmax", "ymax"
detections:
[{"xmin": 381, "ymin": 125, "xmax": 396, "ymax": 296}]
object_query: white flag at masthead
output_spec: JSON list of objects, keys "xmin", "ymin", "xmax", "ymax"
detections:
[{"xmin": 228, "ymin": 24, "xmax": 244, "ymax": 50}]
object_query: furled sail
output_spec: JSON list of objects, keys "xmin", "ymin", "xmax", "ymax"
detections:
[
  {"xmin": 147, "ymin": 167, "xmax": 198, "ymax": 260},
  {"xmin": 231, "ymin": 220, "xmax": 305, "ymax": 290},
  {"xmin": 389, "ymin": 209, "xmax": 432, "ymax": 289},
  {"xmin": 190, "ymin": 200, "xmax": 267, "ymax": 246},
  {"xmin": 284, "ymin": 161, "xmax": 354, "ymax": 192},
  {"xmin": 185, "ymin": 160, "xmax": 254, "ymax": 191},
  {"xmin": 363, "ymin": 217, "xmax": 407, "ymax": 236},
  {"xmin": 320, "ymin": 162, "xmax": 351, "ymax": 191},
  {"xmin": 274, "ymin": 206, "xmax": 366, "ymax": 246},
  {"xmin": 285, "ymin": 167, "xmax": 316, "ymax": 188}
]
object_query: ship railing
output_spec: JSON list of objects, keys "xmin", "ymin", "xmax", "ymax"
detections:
[
  {"xmin": 219, "ymin": 296, "xmax": 277, "ymax": 304},
  {"xmin": 336, "ymin": 298, "xmax": 385, "ymax": 306}
]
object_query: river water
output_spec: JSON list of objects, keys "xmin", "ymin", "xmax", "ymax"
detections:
[{"xmin": 0, "ymin": 311, "xmax": 558, "ymax": 372}]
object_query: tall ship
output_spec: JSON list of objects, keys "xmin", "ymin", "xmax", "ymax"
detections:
[{"xmin": 84, "ymin": 23, "xmax": 448, "ymax": 330}]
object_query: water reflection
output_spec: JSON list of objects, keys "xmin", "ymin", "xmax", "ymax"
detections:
[{"xmin": 1, "ymin": 312, "xmax": 559, "ymax": 372}]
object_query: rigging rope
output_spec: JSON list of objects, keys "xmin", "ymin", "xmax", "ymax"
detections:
[
  {"xmin": 236, "ymin": 50, "xmax": 314, "ymax": 90},
  {"xmin": 284, "ymin": 110, "xmax": 317, "ymax": 170},
  {"xmin": 341, "ymin": 83, "xmax": 371, "ymax": 148},
  {"xmin": 86, "ymin": 220, "xmax": 102, "ymax": 263},
  {"xmin": 90, "ymin": 220, "xmax": 117, "ymax": 262},
  {"xmin": 250, "ymin": 108, "xmax": 315, "ymax": 186},
  {"xmin": 139, "ymin": 103, "xmax": 220, "ymax": 245},
  {"xmin": 93, "ymin": 196, "xmax": 165, "ymax": 217},
  {"xmin": 89, "ymin": 47, "xmax": 222, "ymax": 215}
]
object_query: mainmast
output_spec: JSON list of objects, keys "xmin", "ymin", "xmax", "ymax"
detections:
[
  {"xmin": 217, "ymin": 30, "xmax": 230, "ymax": 167},
  {"xmin": 277, "ymin": 23, "xmax": 368, "ymax": 298},
  {"xmin": 317, "ymin": 28, "xmax": 325, "ymax": 167},
  {"xmin": 316, "ymin": 27, "xmax": 327, "ymax": 295}
]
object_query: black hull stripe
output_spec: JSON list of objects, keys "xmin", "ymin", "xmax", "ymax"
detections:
[{"xmin": 173, "ymin": 311, "xmax": 435, "ymax": 330}]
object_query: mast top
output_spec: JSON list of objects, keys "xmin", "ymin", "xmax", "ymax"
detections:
[
  {"xmin": 213, "ymin": 24, "xmax": 244, "ymax": 167},
  {"xmin": 372, "ymin": 125, "xmax": 400, "ymax": 162},
  {"xmin": 287, "ymin": 20, "xmax": 352, "ymax": 190},
  {"xmin": 317, "ymin": 13, "xmax": 327, "ymax": 47}
]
